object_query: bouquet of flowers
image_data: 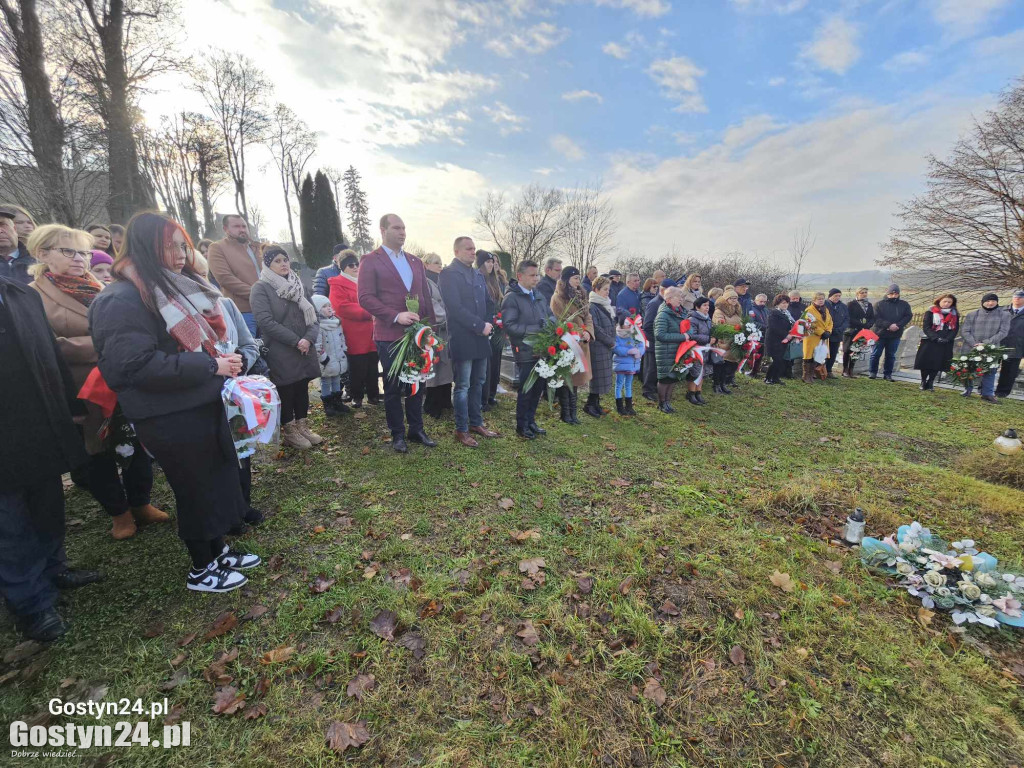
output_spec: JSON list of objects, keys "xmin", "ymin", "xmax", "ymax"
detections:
[
  {"xmin": 711, "ymin": 322, "xmax": 750, "ymax": 362},
  {"xmin": 521, "ymin": 317, "xmax": 586, "ymax": 394},
  {"xmin": 386, "ymin": 323, "xmax": 445, "ymax": 394},
  {"xmin": 493, "ymin": 311, "xmax": 504, "ymax": 330},
  {"xmin": 736, "ymin": 321, "xmax": 764, "ymax": 374},
  {"xmin": 948, "ymin": 343, "xmax": 1011, "ymax": 385},
  {"xmin": 861, "ymin": 521, "xmax": 1024, "ymax": 629},
  {"xmin": 222, "ymin": 375, "xmax": 281, "ymax": 459},
  {"xmin": 848, "ymin": 329, "xmax": 878, "ymax": 361}
]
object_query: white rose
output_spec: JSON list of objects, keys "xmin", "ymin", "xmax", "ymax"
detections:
[
  {"xmin": 923, "ymin": 571, "xmax": 946, "ymax": 588},
  {"xmin": 959, "ymin": 583, "xmax": 982, "ymax": 601},
  {"xmin": 115, "ymin": 443, "xmax": 135, "ymax": 458},
  {"xmin": 976, "ymin": 605, "xmax": 997, "ymax": 618},
  {"xmin": 936, "ymin": 586, "xmax": 952, "ymax": 598},
  {"xmin": 975, "ymin": 573, "xmax": 997, "ymax": 587},
  {"xmin": 896, "ymin": 562, "xmax": 914, "ymax": 575}
]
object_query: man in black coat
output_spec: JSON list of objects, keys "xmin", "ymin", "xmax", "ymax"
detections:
[
  {"xmin": 996, "ymin": 289, "xmax": 1024, "ymax": 397},
  {"xmin": 869, "ymin": 284, "xmax": 913, "ymax": 381},
  {"xmin": 0, "ymin": 276, "xmax": 102, "ymax": 641},
  {"xmin": 535, "ymin": 257, "xmax": 561, "ymax": 305},
  {"xmin": 824, "ymin": 289, "xmax": 850, "ymax": 378},
  {"xmin": 501, "ymin": 260, "xmax": 553, "ymax": 439},
  {"xmin": 439, "ymin": 237, "xmax": 501, "ymax": 447},
  {"xmin": 786, "ymin": 290, "xmax": 807, "ymax": 379},
  {"xmin": 0, "ymin": 207, "xmax": 36, "ymax": 286},
  {"xmin": 641, "ymin": 279, "xmax": 674, "ymax": 401}
]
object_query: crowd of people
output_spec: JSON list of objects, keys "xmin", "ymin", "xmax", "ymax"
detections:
[{"xmin": 2, "ymin": 202, "xmax": 1023, "ymax": 642}]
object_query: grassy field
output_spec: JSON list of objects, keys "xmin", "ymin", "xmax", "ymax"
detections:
[{"xmin": 2, "ymin": 378, "xmax": 1023, "ymax": 767}]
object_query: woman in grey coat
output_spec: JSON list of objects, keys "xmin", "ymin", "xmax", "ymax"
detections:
[
  {"xmin": 587, "ymin": 277, "xmax": 617, "ymax": 413},
  {"xmin": 249, "ymin": 246, "xmax": 323, "ymax": 449},
  {"xmin": 960, "ymin": 293, "xmax": 1011, "ymax": 402}
]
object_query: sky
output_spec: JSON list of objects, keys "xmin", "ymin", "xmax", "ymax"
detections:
[{"xmin": 141, "ymin": 0, "xmax": 1024, "ymax": 272}]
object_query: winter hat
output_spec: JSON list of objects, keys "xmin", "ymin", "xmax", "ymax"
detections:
[
  {"xmin": 608, "ymin": 269, "xmax": 622, "ymax": 277},
  {"xmin": 90, "ymin": 250, "xmax": 113, "ymax": 267},
  {"xmin": 338, "ymin": 253, "xmax": 359, "ymax": 272},
  {"xmin": 560, "ymin": 266, "xmax": 580, "ymax": 283},
  {"xmin": 263, "ymin": 245, "xmax": 287, "ymax": 267},
  {"xmin": 828, "ymin": 288, "xmax": 842, "ymax": 297},
  {"xmin": 476, "ymin": 249, "xmax": 495, "ymax": 268},
  {"xmin": 1013, "ymin": 289, "xmax": 1024, "ymax": 298},
  {"xmin": 733, "ymin": 278, "xmax": 750, "ymax": 287},
  {"xmin": 887, "ymin": 284, "xmax": 900, "ymax": 295},
  {"xmin": 311, "ymin": 294, "xmax": 333, "ymax": 314},
  {"xmin": 332, "ymin": 242, "xmax": 348, "ymax": 256},
  {"xmin": 660, "ymin": 278, "xmax": 676, "ymax": 289},
  {"xmin": 982, "ymin": 292, "xmax": 999, "ymax": 306}
]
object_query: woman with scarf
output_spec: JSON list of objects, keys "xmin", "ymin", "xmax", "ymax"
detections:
[
  {"xmin": 421, "ymin": 252, "xmax": 453, "ymax": 420},
  {"xmin": 843, "ymin": 288, "xmax": 874, "ymax": 378},
  {"xmin": 679, "ymin": 273, "xmax": 703, "ymax": 311},
  {"xmin": 914, "ymin": 294, "xmax": 959, "ymax": 391},
  {"xmin": 800, "ymin": 292, "xmax": 833, "ymax": 383},
  {"xmin": 587, "ymin": 277, "xmax": 617, "ymax": 417},
  {"xmin": 250, "ymin": 246, "xmax": 323, "ymax": 449},
  {"xmin": 684, "ymin": 296, "xmax": 713, "ymax": 405},
  {"xmin": 28, "ymin": 224, "xmax": 168, "ymax": 541},
  {"xmin": 712, "ymin": 287, "xmax": 744, "ymax": 394},
  {"xmin": 960, "ymin": 293, "xmax": 1011, "ymax": 403},
  {"xmin": 653, "ymin": 286, "xmax": 692, "ymax": 413},
  {"xmin": 89, "ymin": 212, "xmax": 261, "ymax": 592},
  {"xmin": 328, "ymin": 252, "xmax": 379, "ymax": 408},
  {"xmin": 764, "ymin": 294, "xmax": 796, "ymax": 385},
  {"xmin": 550, "ymin": 266, "xmax": 593, "ymax": 422},
  {"xmin": 478, "ymin": 251, "xmax": 507, "ymax": 412}
]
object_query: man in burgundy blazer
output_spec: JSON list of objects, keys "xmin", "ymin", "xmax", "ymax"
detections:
[{"xmin": 357, "ymin": 214, "xmax": 436, "ymax": 453}]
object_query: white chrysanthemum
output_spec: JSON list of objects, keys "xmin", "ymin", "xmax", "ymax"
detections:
[{"xmin": 115, "ymin": 443, "xmax": 135, "ymax": 458}]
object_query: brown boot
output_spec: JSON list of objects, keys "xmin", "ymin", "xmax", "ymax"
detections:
[
  {"xmin": 296, "ymin": 418, "xmax": 323, "ymax": 445},
  {"xmin": 802, "ymin": 360, "xmax": 815, "ymax": 384},
  {"xmin": 111, "ymin": 511, "xmax": 137, "ymax": 540},
  {"xmin": 131, "ymin": 504, "xmax": 170, "ymax": 524},
  {"xmin": 282, "ymin": 421, "xmax": 312, "ymax": 449}
]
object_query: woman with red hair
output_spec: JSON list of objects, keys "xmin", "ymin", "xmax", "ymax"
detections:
[{"xmin": 88, "ymin": 212, "xmax": 261, "ymax": 593}]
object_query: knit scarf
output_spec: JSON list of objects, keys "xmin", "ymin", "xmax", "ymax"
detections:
[
  {"xmin": 929, "ymin": 306, "xmax": 958, "ymax": 330},
  {"xmin": 123, "ymin": 263, "xmax": 226, "ymax": 354},
  {"xmin": 589, "ymin": 291, "xmax": 615, "ymax": 319},
  {"xmin": 260, "ymin": 265, "xmax": 317, "ymax": 327},
  {"xmin": 44, "ymin": 270, "xmax": 103, "ymax": 307}
]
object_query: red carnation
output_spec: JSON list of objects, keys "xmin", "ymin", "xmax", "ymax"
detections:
[
  {"xmin": 630, "ymin": 307, "xmax": 637, "ymax": 315},
  {"xmin": 566, "ymin": 322, "xmax": 574, "ymax": 330},
  {"xmin": 547, "ymin": 345, "xmax": 557, "ymax": 356},
  {"xmin": 496, "ymin": 312, "xmax": 502, "ymax": 318},
  {"xmin": 734, "ymin": 325, "xmax": 741, "ymax": 331},
  {"xmin": 559, "ymin": 341, "xmax": 568, "ymax": 350},
  {"xmin": 556, "ymin": 326, "xmax": 565, "ymax": 335}
]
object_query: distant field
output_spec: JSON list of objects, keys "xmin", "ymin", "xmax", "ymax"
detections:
[{"xmin": 800, "ymin": 284, "xmax": 1007, "ymax": 315}]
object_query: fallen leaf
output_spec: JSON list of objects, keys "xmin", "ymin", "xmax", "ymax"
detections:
[
  {"xmin": 769, "ymin": 570, "xmax": 796, "ymax": 593},
  {"xmin": 400, "ymin": 533, "xmax": 413, "ymax": 541},
  {"xmin": 618, "ymin": 576, "xmax": 634, "ymax": 595},
  {"xmin": 241, "ymin": 605, "xmax": 269, "ymax": 622},
  {"xmin": 729, "ymin": 645, "xmax": 747, "ymax": 666},
  {"xmin": 203, "ymin": 647, "xmax": 240, "ymax": 684},
  {"xmin": 346, "ymin": 673, "xmax": 376, "ymax": 701},
  {"xmin": 659, "ymin": 599, "xmax": 680, "ymax": 616},
  {"xmin": 3, "ymin": 641, "xmax": 43, "ymax": 664},
  {"xmin": 211, "ymin": 686, "xmax": 246, "ymax": 715},
  {"xmin": 518, "ymin": 557, "xmax": 546, "ymax": 576},
  {"xmin": 203, "ymin": 612, "xmax": 238, "ymax": 641},
  {"xmin": 534, "ymin": 499, "xmax": 544, "ymax": 510},
  {"xmin": 164, "ymin": 704, "xmax": 184, "ymax": 726},
  {"xmin": 397, "ymin": 631, "xmax": 426, "ymax": 659},
  {"xmin": 604, "ymin": 443, "xmax": 616, "ymax": 451},
  {"xmin": 243, "ymin": 702, "xmax": 268, "ymax": 720},
  {"xmin": 609, "ymin": 478, "xmax": 631, "ymax": 488},
  {"xmin": 260, "ymin": 646, "xmax": 296, "ymax": 665},
  {"xmin": 159, "ymin": 668, "xmax": 188, "ymax": 692},
  {"xmin": 309, "ymin": 575, "xmax": 336, "ymax": 594},
  {"xmin": 917, "ymin": 607, "xmax": 936, "ymax": 628},
  {"xmin": 513, "ymin": 529, "xmax": 541, "ymax": 542},
  {"xmin": 824, "ymin": 560, "xmax": 843, "ymax": 574},
  {"xmin": 497, "ymin": 497, "xmax": 515, "ymax": 510},
  {"xmin": 323, "ymin": 606, "xmax": 346, "ymax": 624},
  {"xmin": 143, "ymin": 622, "xmax": 165, "ymax": 638},
  {"xmin": 363, "ymin": 564, "xmax": 379, "ymax": 580},
  {"xmin": 577, "ymin": 576, "xmax": 594, "ymax": 594},
  {"xmin": 832, "ymin": 594, "xmax": 850, "ymax": 608},
  {"xmin": 418, "ymin": 600, "xmax": 441, "ymax": 619},
  {"xmin": 170, "ymin": 652, "xmax": 187, "ymax": 667},
  {"xmin": 550, "ymin": 670, "xmax": 568, "ymax": 685},
  {"xmin": 325, "ymin": 721, "xmax": 370, "ymax": 753},
  {"xmin": 733, "ymin": 609, "xmax": 745, "ymax": 621},
  {"xmin": 369, "ymin": 610, "xmax": 399, "ymax": 641},
  {"xmin": 516, "ymin": 620, "xmax": 540, "ymax": 647},
  {"xmin": 312, "ymin": 525, "xmax": 326, "ymax": 534},
  {"xmin": 642, "ymin": 678, "xmax": 667, "ymax": 707},
  {"xmin": 267, "ymin": 554, "xmax": 284, "ymax": 570}
]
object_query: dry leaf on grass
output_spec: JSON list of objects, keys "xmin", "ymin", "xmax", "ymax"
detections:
[
  {"xmin": 577, "ymin": 576, "xmax": 594, "ymax": 594},
  {"xmin": 3, "ymin": 640, "xmax": 43, "ymax": 664},
  {"xmin": 159, "ymin": 668, "xmax": 188, "ymax": 692},
  {"xmin": 642, "ymin": 678, "xmax": 667, "ymax": 707},
  {"xmin": 659, "ymin": 600, "xmax": 680, "ymax": 616},
  {"xmin": 618, "ymin": 576, "xmax": 634, "ymax": 595},
  {"xmin": 259, "ymin": 645, "xmax": 296, "ymax": 665},
  {"xmin": 177, "ymin": 633, "xmax": 197, "ymax": 648},
  {"xmin": 242, "ymin": 702, "xmax": 268, "ymax": 720},
  {"xmin": 241, "ymin": 605, "xmax": 269, "ymax": 622},
  {"xmin": 346, "ymin": 673, "xmax": 376, "ymax": 701},
  {"xmin": 325, "ymin": 720, "xmax": 370, "ymax": 753},
  {"xmin": 769, "ymin": 570, "xmax": 796, "ymax": 593},
  {"xmin": 203, "ymin": 612, "xmax": 237, "ymax": 641},
  {"xmin": 498, "ymin": 497, "xmax": 515, "ymax": 510},
  {"xmin": 518, "ymin": 558, "xmax": 546, "ymax": 576},
  {"xmin": 267, "ymin": 554, "xmax": 284, "ymax": 570},
  {"xmin": 369, "ymin": 610, "xmax": 398, "ymax": 641},
  {"xmin": 211, "ymin": 686, "xmax": 246, "ymax": 715},
  {"xmin": 516, "ymin": 620, "xmax": 540, "ymax": 647},
  {"xmin": 512, "ymin": 529, "xmax": 541, "ymax": 542},
  {"xmin": 609, "ymin": 478, "xmax": 631, "ymax": 488},
  {"xmin": 824, "ymin": 560, "xmax": 843, "ymax": 574},
  {"xmin": 397, "ymin": 631, "xmax": 426, "ymax": 659},
  {"xmin": 729, "ymin": 645, "xmax": 747, "ymax": 666},
  {"xmin": 309, "ymin": 575, "xmax": 336, "ymax": 594},
  {"xmin": 917, "ymin": 607, "xmax": 936, "ymax": 628}
]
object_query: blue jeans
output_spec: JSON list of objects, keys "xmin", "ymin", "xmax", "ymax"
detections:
[
  {"xmin": 615, "ymin": 373, "xmax": 634, "ymax": 398},
  {"xmin": 241, "ymin": 312, "xmax": 258, "ymax": 337},
  {"xmin": 320, "ymin": 375, "xmax": 342, "ymax": 397},
  {"xmin": 869, "ymin": 337, "xmax": 901, "ymax": 377},
  {"xmin": 0, "ymin": 477, "xmax": 67, "ymax": 616},
  {"xmin": 453, "ymin": 357, "xmax": 488, "ymax": 432},
  {"xmin": 965, "ymin": 369, "xmax": 997, "ymax": 397}
]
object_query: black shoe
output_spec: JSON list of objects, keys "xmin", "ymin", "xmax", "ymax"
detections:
[
  {"xmin": 686, "ymin": 392, "xmax": 700, "ymax": 406},
  {"xmin": 765, "ymin": 378, "xmax": 777, "ymax": 385},
  {"xmin": 226, "ymin": 521, "xmax": 250, "ymax": 536},
  {"xmin": 351, "ymin": 400, "xmax": 362, "ymax": 409},
  {"xmin": 961, "ymin": 390, "xmax": 972, "ymax": 398},
  {"xmin": 869, "ymin": 374, "xmax": 877, "ymax": 379},
  {"xmin": 642, "ymin": 393, "xmax": 658, "ymax": 402},
  {"xmin": 624, "ymin": 397, "xmax": 636, "ymax": 415},
  {"xmin": 529, "ymin": 422, "xmax": 547, "ymax": 435},
  {"xmin": 55, "ymin": 568, "xmax": 104, "ymax": 590},
  {"xmin": 658, "ymin": 401, "xmax": 675, "ymax": 414},
  {"xmin": 392, "ymin": 437, "xmax": 409, "ymax": 453},
  {"xmin": 615, "ymin": 398, "xmax": 625, "ymax": 415},
  {"xmin": 187, "ymin": 563, "xmax": 247, "ymax": 593},
  {"xmin": 17, "ymin": 607, "xmax": 68, "ymax": 642},
  {"xmin": 516, "ymin": 427, "xmax": 536, "ymax": 440},
  {"xmin": 568, "ymin": 390, "xmax": 582, "ymax": 424},
  {"xmin": 331, "ymin": 395, "xmax": 351, "ymax": 414},
  {"xmin": 997, "ymin": 393, "xmax": 1010, "ymax": 398},
  {"xmin": 720, "ymin": 383, "xmax": 732, "ymax": 394},
  {"xmin": 695, "ymin": 392, "xmax": 708, "ymax": 404},
  {"xmin": 481, "ymin": 402, "xmax": 494, "ymax": 412},
  {"xmin": 487, "ymin": 398, "xmax": 498, "ymax": 406},
  {"xmin": 216, "ymin": 545, "xmax": 262, "ymax": 570},
  {"xmin": 407, "ymin": 431, "xmax": 437, "ymax": 447},
  {"xmin": 557, "ymin": 388, "xmax": 573, "ymax": 424},
  {"xmin": 981, "ymin": 395, "xmax": 999, "ymax": 404},
  {"xmin": 884, "ymin": 376, "xmax": 894, "ymax": 382}
]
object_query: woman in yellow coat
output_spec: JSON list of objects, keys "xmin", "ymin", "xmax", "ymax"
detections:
[{"xmin": 801, "ymin": 292, "xmax": 833, "ymax": 383}]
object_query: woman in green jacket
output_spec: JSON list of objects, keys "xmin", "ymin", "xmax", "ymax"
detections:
[{"xmin": 654, "ymin": 286, "xmax": 690, "ymax": 413}]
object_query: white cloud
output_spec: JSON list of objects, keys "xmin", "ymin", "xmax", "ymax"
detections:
[
  {"xmin": 931, "ymin": 0, "xmax": 1012, "ymax": 39},
  {"xmin": 721, "ymin": 114, "xmax": 782, "ymax": 147},
  {"xmin": 730, "ymin": 0, "xmax": 808, "ymax": 13},
  {"xmin": 481, "ymin": 102, "xmax": 528, "ymax": 135},
  {"xmin": 533, "ymin": 167, "xmax": 555, "ymax": 176},
  {"xmin": 602, "ymin": 41, "xmax": 630, "ymax": 59},
  {"xmin": 883, "ymin": 50, "xmax": 931, "ymax": 72},
  {"xmin": 550, "ymin": 134, "xmax": 586, "ymax": 161},
  {"xmin": 590, "ymin": 0, "xmax": 671, "ymax": 18},
  {"xmin": 972, "ymin": 28, "xmax": 1024, "ymax": 59},
  {"xmin": 486, "ymin": 22, "xmax": 570, "ymax": 57},
  {"xmin": 768, "ymin": 76, "xmax": 786, "ymax": 86},
  {"xmin": 801, "ymin": 16, "xmax": 861, "ymax": 75},
  {"xmin": 562, "ymin": 89, "xmax": 604, "ymax": 103},
  {"xmin": 647, "ymin": 56, "xmax": 708, "ymax": 113}
]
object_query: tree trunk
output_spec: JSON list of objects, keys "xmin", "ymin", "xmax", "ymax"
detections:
[
  {"xmin": 1, "ymin": 0, "xmax": 76, "ymax": 224},
  {"xmin": 197, "ymin": 166, "xmax": 215, "ymax": 238}
]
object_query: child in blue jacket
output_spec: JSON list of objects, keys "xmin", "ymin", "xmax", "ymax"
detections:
[{"xmin": 613, "ymin": 312, "xmax": 645, "ymax": 416}]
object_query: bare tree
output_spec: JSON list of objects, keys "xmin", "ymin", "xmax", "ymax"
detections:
[
  {"xmin": 268, "ymin": 103, "xmax": 316, "ymax": 254},
  {"xmin": 194, "ymin": 51, "xmax": 271, "ymax": 222},
  {"xmin": 476, "ymin": 184, "xmax": 568, "ymax": 264},
  {"xmin": 790, "ymin": 220, "xmax": 815, "ymax": 290},
  {"xmin": 560, "ymin": 183, "xmax": 617, "ymax": 269},
  {"xmin": 881, "ymin": 78, "xmax": 1024, "ymax": 290},
  {"xmin": 248, "ymin": 202, "xmax": 265, "ymax": 241},
  {"xmin": 323, "ymin": 164, "xmax": 345, "ymax": 242}
]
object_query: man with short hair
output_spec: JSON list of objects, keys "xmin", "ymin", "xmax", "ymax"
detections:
[
  {"xmin": 734, "ymin": 279, "xmax": 753, "ymax": 316},
  {"xmin": 501, "ymin": 260, "xmax": 553, "ymax": 439},
  {"xmin": 607, "ymin": 269, "xmax": 623, "ymax": 304},
  {"xmin": 641, "ymin": 279, "xmax": 675, "ymax": 401},
  {"xmin": 582, "ymin": 265, "xmax": 598, "ymax": 293},
  {"xmin": 996, "ymin": 289, "xmax": 1024, "ymax": 397},
  {"xmin": 615, "ymin": 272, "xmax": 643, "ymax": 315},
  {"xmin": 536, "ymin": 258, "xmax": 561, "ymax": 304},
  {"xmin": 824, "ymin": 289, "xmax": 849, "ymax": 378},
  {"xmin": 313, "ymin": 243, "xmax": 350, "ymax": 297},
  {"xmin": 439, "ymin": 236, "xmax": 500, "ymax": 448},
  {"xmin": 207, "ymin": 214, "xmax": 264, "ymax": 335},
  {"xmin": 0, "ymin": 207, "xmax": 35, "ymax": 286},
  {"xmin": 358, "ymin": 214, "xmax": 436, "ymax": 453},
  {"xmin": 652, "ymin": 269, "xmax": 666, "ymax": 285},
  {"xmin": 869, "ymin": 284, "xmax": 913, "ymax": 381}
]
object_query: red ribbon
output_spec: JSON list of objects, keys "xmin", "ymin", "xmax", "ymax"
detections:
[{"xmin": 78, "ymin": 367, "xmax": 117, "ymax": 418}]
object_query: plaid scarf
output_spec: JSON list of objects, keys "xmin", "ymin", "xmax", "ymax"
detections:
[
  {"xmin": 259, "ymin": 265, "xmax": 317, "ymax": 327},
  {"xmin": 123, "ymin": 263, "xmax": 226, "ymax": 354},
  {"xmin": 44, "ymin": 270, "xmax": 103, "ymax": 307}
]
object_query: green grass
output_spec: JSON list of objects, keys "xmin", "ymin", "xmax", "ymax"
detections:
[{"xmin": 2, "ymin": 378, "xmax": 1023, "ymax": 767}]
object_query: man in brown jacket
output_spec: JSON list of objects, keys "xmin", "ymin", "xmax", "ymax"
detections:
[{"xmin": 207, "ymin": 214, "xmax": 263, "ymax": 335}]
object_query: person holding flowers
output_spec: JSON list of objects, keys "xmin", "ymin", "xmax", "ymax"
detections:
[
  {"xmin": 960, "ymin": 293, "xmax": 1011, "ymax": 403},
  {"xmin": 587, "ymin": 277, "xmax": 617, "ymax": 417},
  {"xmin": 683, "ymin": 296, "xmax": 713, "ymax": 405},
  {"xmin": 501, "ymin": 260, "xmax": 553, "ymax": 439},
  {"xmin": 250, "ymin": 246, "xmax": 323, "ymax": 449},
  {"xmin": 89, "ymin": 212, "xmax": 261, "ymax": 593},
  {"xmin": 28, "ymin": 224, "xmax": 168, "ymax": 541},
  {"xmin": 712, "ymin": 287, "xmax": 744, "ymax": 393},
  {"xmin": 654, "ymin": 286, "xmax": 691, "ymax": 413},
  {"xmin": 357, "ymin": 214, "xmax": 435, "ymax": 453},
  {"xmin": 843, "ymin": 288, "xmax": 874, "ymax": 378},
  {"xmin": 765, "ymin": 294, "xmax": 795, "ymax": 385},
  {"xmin": 477, "ymin": 250, "xmax": 507, "ymax": 412},
  {"xmin": 913, "ymin": 294, "xmax": 959, "ymax": 391},
  {"xmin": 550, "ymin": 266, "xmax": 594, "ymax": 421},
  {"xmin": 801, "ymin": 292, "xmax": 833, "ymax": 384}
]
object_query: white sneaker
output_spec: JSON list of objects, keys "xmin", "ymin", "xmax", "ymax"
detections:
[
  {"xmin": 216, "ymin": 545, "xmax": 262, "ymax": 570},
  {"xmin": 496, "ymin": 384, "xmax": 508, "ymax": 394},
  {"xmin": 186, "ymin": 562, "xmax": 248, "ymax": 593}
]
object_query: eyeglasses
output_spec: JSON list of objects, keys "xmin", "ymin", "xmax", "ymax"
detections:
[{"xmin": 46, "ymin": 247, "xmax": 90, "ymax": 261}]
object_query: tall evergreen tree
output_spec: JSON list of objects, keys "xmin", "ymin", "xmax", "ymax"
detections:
[
  {"xmin": 342, "ymin": 165, "xmax": 373, "ymax": 254},
  {"xmin": 298, "ymin": 173, "xmax": 315, "ymax": 261},
  {"xmin": 310, "ymin": 169, "xmax": 343, "ymax": 267}
]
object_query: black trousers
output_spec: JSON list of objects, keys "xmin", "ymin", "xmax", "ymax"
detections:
[
  {"xmin": 996, "ymin": 358, "xmax": 1021, "ymax": 396},
  {"xmin": 642, "ymin": 349, "xmax": 658, "ymax": 396},
  {"xmin": 481, "ymin": 337, "xmax": 504, "ymax": 408},
  {"xmin": 348, "ymin": 352, "xmax": 380, "ymax": 404},
  {"xmin": 376, "ymin": 341, "xmax": 425, "ymax": 439},
  {"xmin": 766, "ymin": 355, "xmax": 788, "ymax": 382},
  {"xmin": 278, "ymin": 379, "xmax": 311, "ymax": 424},
  {"xmin": 516, "ymin": 360, "xmax": 546, "ymax": 430},
  {"xmin": 183, "ymin": 536, "xmax": 226, "ymax": 571},
  {"xmin": 0, "ymin": 476, "xmax": 66, "ymax": 616},
  {"xmin": 85, "ymin": 445, "xmax": 152, "ymax": 516},
  {"xmin": 825, "ymin": 337, "xmax": 842, "ymax": 373}
]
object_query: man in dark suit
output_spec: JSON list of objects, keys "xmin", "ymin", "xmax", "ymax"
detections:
[
  {"xmin": 997, "ymin": 289, "xmax": 1024, "ymax": 397},
  {"xmin": 0, "ymin": 207, "xmax": 36, "ymax": 286},
  {"xmin": 439, "ymin": 236, "xmax": 501, "ymax": 448},
  {"xmin": 501, "ymin": 260, "xmax": 553, "ymax": 439},
  {"xmin": 357, "ymin": 214, "xmax": 436, "ymax": 453}
]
